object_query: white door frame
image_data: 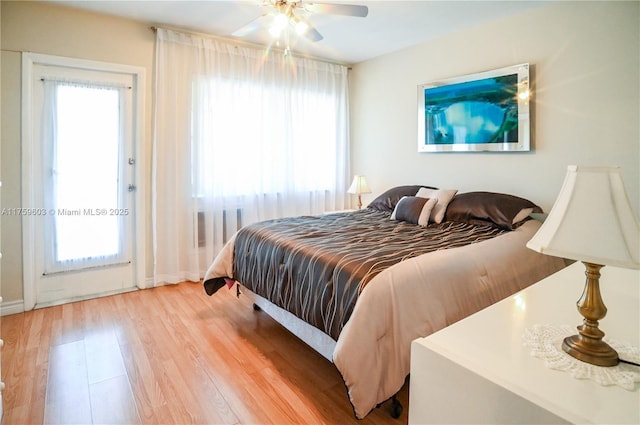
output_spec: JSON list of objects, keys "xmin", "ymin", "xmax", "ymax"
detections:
[{"xmin": 21, "ymin": 52, "xmax": 146, "ymax": 310}]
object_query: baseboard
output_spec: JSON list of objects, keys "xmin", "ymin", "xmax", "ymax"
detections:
[
  {"xmin": 145, "ymin": 277, "xmax": 155, "ymax": 288},
  {"xmin": 35, "ymin": 286, "xmax": 138, "ymax": 310},
  {"xmin": 1, "ymin": 278, "xmax": 165, "ymax": 315},
  {"xmin": 1, "ymin": 299, "xmax": 25, "ymax": 316}
]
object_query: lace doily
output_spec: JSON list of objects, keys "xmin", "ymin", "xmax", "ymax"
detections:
[{"xmin": 523, "ymin": 324, "xmax": 640, "ymax": 390}]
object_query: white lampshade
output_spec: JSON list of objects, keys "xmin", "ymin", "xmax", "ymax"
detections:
[
  {"xmin": 527, "ymin": 165, "xmax": 640, "ymax": 269},
  {"xmin": 347, "ymin": 175, "xmax": 372, "ymax": 195}
]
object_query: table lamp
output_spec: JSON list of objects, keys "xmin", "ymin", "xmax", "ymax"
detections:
[
  {"xmin": 527, "ymin": 165, "xmax": 640, "ymax": 367},
  {"xmin": 347, "ymin": 175, "xmax": 371, "ymax": 209}
]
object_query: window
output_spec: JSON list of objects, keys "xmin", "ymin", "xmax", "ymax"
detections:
[
  {"xmin": 51, "ymin": 84, "xmax": 122, "ymax": 262},
  {"xmin": 191, "ymin": 78, "xmax": 340, "ymax": 199},
  {"xmin": 153, "ymin": 28, "xmax": 349, "ymax": 284}
]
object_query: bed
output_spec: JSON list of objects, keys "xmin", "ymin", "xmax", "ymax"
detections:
[{"xmin": 203, "ymin": 185, "xmax": 568, "ymax": 419}]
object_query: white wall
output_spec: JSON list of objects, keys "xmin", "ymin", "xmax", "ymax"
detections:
[{"xmin": 350, "ymin": 1, "xmax": 640, "ymax": 214}]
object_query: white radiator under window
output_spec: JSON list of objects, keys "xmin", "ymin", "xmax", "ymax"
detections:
[{"xmin": 196, "ymin": 209, "xmax": 242, "ymax": 248}]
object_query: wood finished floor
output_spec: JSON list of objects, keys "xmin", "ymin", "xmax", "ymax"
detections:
[{"xmin": 1, "ymin": 282, "xmax": 409, "ymax": 424}]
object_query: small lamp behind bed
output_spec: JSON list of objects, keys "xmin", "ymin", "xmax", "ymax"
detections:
[
  {"xmin": 347, "ymin": 175, "xmax": 372, "ymax": 209},
  {"xmin": 527, "ymin": 165, "xmax": 640, "ymax": 367}
]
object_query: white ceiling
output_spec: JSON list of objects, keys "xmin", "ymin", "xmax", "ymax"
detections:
[{"xmin": 48, "ymin": 0, "xmax": 551, "ymax": 64}]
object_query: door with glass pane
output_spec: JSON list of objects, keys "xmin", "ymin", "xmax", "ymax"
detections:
[{"xmin": 31, "ymin": 64, "xmax": 136, "ymax": 306}]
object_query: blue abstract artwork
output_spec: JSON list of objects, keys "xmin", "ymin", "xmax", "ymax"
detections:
[{"xmin": 425, "ymin": 75, "xmax": 518, "ymax": 145}]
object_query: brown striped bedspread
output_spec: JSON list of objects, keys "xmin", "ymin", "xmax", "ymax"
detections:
[
  {"xmin": 203, "ymin": 209, "xmax": 567, "ymax": 418},
  {"xmin": 220, "ymin": 208, "xmax": 507, "ymax": 340}
]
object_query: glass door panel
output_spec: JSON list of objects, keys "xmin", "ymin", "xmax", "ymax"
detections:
[{"xmin": 52, "ymin": 85, "xmax": 123, "ymax": 266}]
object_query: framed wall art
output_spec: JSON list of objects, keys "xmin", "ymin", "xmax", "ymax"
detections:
[{"xmin": 418, "ymin": 63, "xmax": 530, "ymax": 153}]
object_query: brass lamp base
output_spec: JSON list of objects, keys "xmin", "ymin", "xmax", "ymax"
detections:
[
  {"xmin": 562, "ymin": 262, "xmax": 619, "ymax": 367},
  {"xmin": 562, "ymin": 334, "xmax": 619, "ymax": 367}
]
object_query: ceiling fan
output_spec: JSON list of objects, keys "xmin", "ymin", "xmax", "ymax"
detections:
[{"xmin": 231, "ymin": 1, "xmax": 369, "ymax": 43}]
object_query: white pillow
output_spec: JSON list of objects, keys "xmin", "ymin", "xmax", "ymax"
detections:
[
  {"xmin": 416, "ymin": 188, "xmax": 458, "ymax": 224},
  {"xmin": 390, "ymin": 196, "xmax": 438, "ymax": 226},
  {"xmin": 512, "ymin": 207, "xmax": 534, "ymax": 224}
]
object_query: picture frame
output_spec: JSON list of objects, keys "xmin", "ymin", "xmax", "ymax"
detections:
[{"xmin": 417, "ymin": 63, "xmax": 530, "ymax": 153}]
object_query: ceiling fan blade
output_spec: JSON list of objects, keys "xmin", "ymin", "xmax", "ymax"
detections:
[
  {"xmin": 292, "ymin": 15, "xmax": 324, "ymax": 42},
  {"xmin": 231, "ymin": 14, "xmax": 268, "ymax": 37},
  {"xmin": 304, "ymin": 23, "xmax": 324, "ymax": 42},
  {"xmin": 305, "ymin": 3, "xmax": 369, "ymax": 17}
]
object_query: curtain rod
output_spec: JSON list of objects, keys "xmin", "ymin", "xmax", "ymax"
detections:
[
  {"xmin": 40, "ymin": 77, "xmax": 132, "ymax": 89},
  {"xmin": 149, "ymin": 25, "xmax": 352, "ymax": 69}
]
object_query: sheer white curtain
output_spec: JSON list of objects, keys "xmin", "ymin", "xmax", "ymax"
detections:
[
  {"xmin": 153, "ymin": 28, "xmax": 350, "ymax": 285},
  {"xmin": 41, "ymin": 80, "xmax": 128, "ymax": 274}
]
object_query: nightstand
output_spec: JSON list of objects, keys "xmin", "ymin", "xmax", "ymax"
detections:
[{"xmin": 409, "ymin": 261, "xmax": 640, "ymax": 424}]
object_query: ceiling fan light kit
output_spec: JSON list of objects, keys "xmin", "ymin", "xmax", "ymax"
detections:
[
  {"xmin": 232, "ymin": 0, "xmax": 368, "ymax": 48},
  {"xmin": 268, "ymin": 12, "xmax": 290, "ymax": 38}
]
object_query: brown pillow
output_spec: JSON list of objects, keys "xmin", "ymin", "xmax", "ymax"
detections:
[
  {"xmin": 444, "ymin": 191, "xmax": 543, "ymax": 230},
  {"xmin": 391, "ymin": 196, "xmax": 438, "ymax": 226},
  {"xmin": 367, "ymin": 185, "xmax": 438, "ymax": 212}
]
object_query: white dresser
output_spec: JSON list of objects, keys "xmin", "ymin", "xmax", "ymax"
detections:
[{"xmin": 409, "ymin": 261, "xmax": 640, "ymax": 424}]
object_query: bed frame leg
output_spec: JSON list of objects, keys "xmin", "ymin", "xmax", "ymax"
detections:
[
  {"xmin": 376, "ymin": 395, "xmax": 403, "ymax": 419},
  {"xmin": 390, "ymin": 395, "xmax": 403, "ymax": 419}
]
